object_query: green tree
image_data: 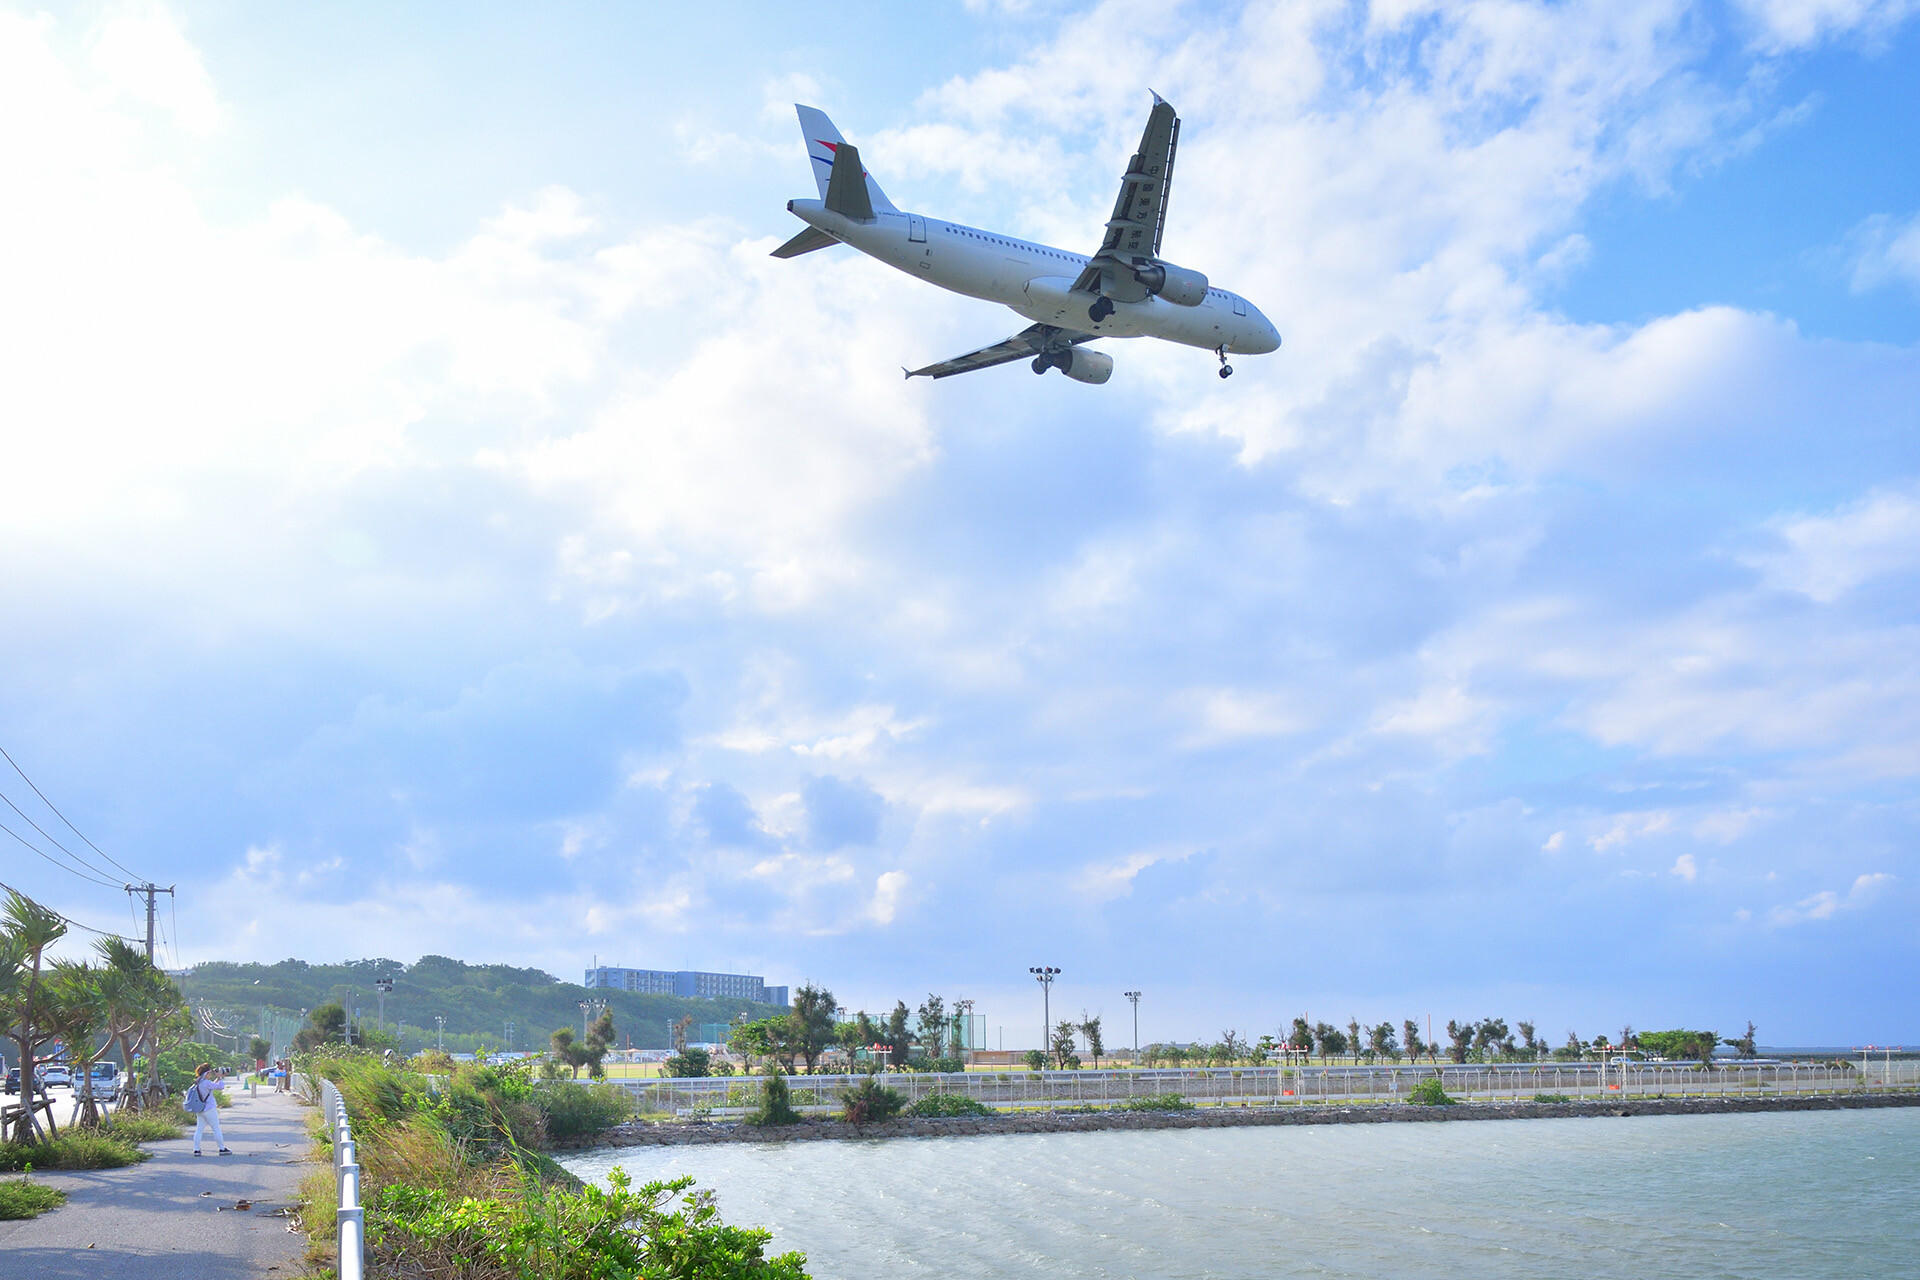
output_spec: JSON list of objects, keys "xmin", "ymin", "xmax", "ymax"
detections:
[
  {"xmin": 879, "ymin": 1001, "xmax": 913, "ymax": 1068},
  {"xmin": 663, "ymin": 1046, "xmax": 712, "ymax": 1078},
  {"xmin": 1345, "ymin": 1019, "xmax": 1362, "ymax": 1064},
  {"xmin": 1369, "ymin": 1022, "xmax": 1398, "ymax": 1061},
  {"xmin": 1313, "ymin": 1022, "xmax": 1343, "ymax": 1063},
  {"xmin": 1051, "ymin": 1020, "xmax": 1080, "ymax": 1069},
  {"xmin": 1023, "ymin": 1048, "xmax": 1047, "ymax": 1071},
  {"xmin": 295, "ymin": 1002, "xmax": 348, "ymax": 1052},
  {"xmin": 1403, "ymin": 1019, "xmax": 1427, "ymax": 1063},
  {"xmin": 1080, "ymin": 1013, "xmax": 1105, "ymax": 1068},
  {"xmin": 913, "ymin": 994, "xmax": 946, "ymax": 1066},
  {"xmin": 788, "ymin": 984, "xmax": 839, "ymax": 1074},
  {"xmin": 1735, "ymin": 1021, "xmax": 1758, "ymax": 1058},
  {"xmin": 732, "ymin": 1016, "xmax": 794, "ymax": 1072},
  {"xmin": 1252, "ymin": 1034, "xmax": 1277, "ymax": 1065},
  {"xmin": 746, "ymin": 1068, "xmax": 799, "ymax": 1125},
  {"xmin": 1218, "ymin": 1029, "xmax": 1241, "ymax": 1064},
  {"xmin": 1, "ymin": 889, "xmax": 67, "ymax": 1142},
  {"xmin": 1638, "ymin": 1029, "xmax": 1719, "ymax": 1064},
  {"xmin": 1516, "ymin": 1020, "xmax": 1540, "ymax": 1059},
  {"xmin": 1289, "ymin": 1017, "xmax": 1313, "ymax": 1055},
  {"xmin": 550, "ymin": 1026, "xmax": 589, "ymax": 1078},
  {"xmin": 1445, "ymin": 1019, "xmax": 1472, "ymax": 1064}
]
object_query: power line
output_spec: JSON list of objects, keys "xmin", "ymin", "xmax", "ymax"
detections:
[
  {"xmin": 0, "ymin": 787, "xmax": 126, "ymax": 887},
  {"xmin": 0, "ymin": 878, "xmax": 140, "ymax": 941},
  {"xmin": 0, "ymin": 817, "xmax": 123, "ymax": 889},
  {"xmin": 0, "ymin": 745, "xmax": 144, "ymax": 880}
]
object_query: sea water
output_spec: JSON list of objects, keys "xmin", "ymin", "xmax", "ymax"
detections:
[{"xmin": 561, "ymin": 1107, "xmax": 1919, "ymax": 1279}]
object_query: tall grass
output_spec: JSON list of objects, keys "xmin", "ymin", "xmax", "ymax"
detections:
[{"xmin": 0, "ymin": 1131, "xmax": 150, "ymax": 1172}]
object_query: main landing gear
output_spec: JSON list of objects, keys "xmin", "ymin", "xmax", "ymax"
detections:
[
  {"xmin": 1087, "ymin": 296, "xmax": 1115, "ymax": 323},
  {"xmin": 1216, "ymin": 345, "xmax": 1234, "ymax": 379},
  {"xmin": 1032, "ymin": 351, "xmax": 1065, "ymax": 375}
]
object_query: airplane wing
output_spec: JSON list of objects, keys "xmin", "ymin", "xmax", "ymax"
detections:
[
  {"xmin": 1071, "ymin": 94, "xmax": 1180, "ymax": 295},
  {"xmin": 904, "ymin": 324, "xmax": 1097, "ymax": 379}
]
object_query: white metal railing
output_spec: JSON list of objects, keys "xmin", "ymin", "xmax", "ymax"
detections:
[
  {"xmin": 318, "ymin": 1078, "xmax": 365, "ymax": 1280},
  {"xmin": 602, "ymin": 1058, "xmax": 1920, "ymax": 1117}
]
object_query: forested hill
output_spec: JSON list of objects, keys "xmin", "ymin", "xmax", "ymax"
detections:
[{"xmin": 179, "ymin": 955, "xmax": 776, "ymax": 1053}]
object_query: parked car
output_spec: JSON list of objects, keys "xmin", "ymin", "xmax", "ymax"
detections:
[
  {"xmin": 38, "ymin": 1064, "xmax": 72, "ymax": 1088},
  {"xmin": 90, "ymin": 1062, "xmax": 119, "ymax": 1084},
  {"xmin": 3, "ymin": 1066, "xmax": 18, "ymax": 1095}
]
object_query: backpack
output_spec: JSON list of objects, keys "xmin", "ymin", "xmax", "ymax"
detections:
[{"xmin": 183, "ymin": 1081, "xmax": 207, "ymax": 1113}]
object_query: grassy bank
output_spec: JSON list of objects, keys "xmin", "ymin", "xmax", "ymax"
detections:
[{"xmin": 299, "ymin": 1049, "xmax": 810, "ymax": 1278}]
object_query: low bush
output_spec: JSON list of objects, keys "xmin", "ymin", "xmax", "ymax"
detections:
[
  {"xmin": 371, "ymin": 1168, "xmax": 807, "ymax": 1280},
  {"xmin": 1533, "ymin": 1093, "xmax": 1573, "ymax": 1104},
  {"xmin": 0, "ymin": 1178, "xmax": 66, "ymax": 1220},
  {"xmin": 1408, "ymin": 1078, "xmax": 1456, "ymax": 1106},
  {"xmin": 746, "ymin": 1072, "xmax": 801, "ymax": 1127},
  {"xmin": 1118, "ymin": 1093, "xmax": 1194, "ymax": 1113},
  {"xmin": 108, "ymin": 1108, "xmax": 190, "ymax": 1142},
  {"xmin": 840, "ymin": 1075, "xmax": 904, "ymax": 1124},
  {"xmin": 0, "ymin": 1131, "xmax": 149, "ymax": 1172},
  {"xmin": 906, "ymin": 1092, "xmax": 994, "ymax": 1118},
  {"xmin": 538, "ymin": 1081, "xmax": 635, "ymax": 1138}
]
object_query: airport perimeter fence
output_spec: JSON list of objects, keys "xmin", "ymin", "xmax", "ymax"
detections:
[{"xmin": 608, "ymin": 1058, "xmax": 1920, "ymax": 1118}]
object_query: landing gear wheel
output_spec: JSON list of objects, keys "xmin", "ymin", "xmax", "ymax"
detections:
[
  {"xmin": 1215, "ymin": 345, "xmax": 1233, "ymax": 378},
  {"xmin": 1032, "ymin": 355, "xmax": 1050, "ymax": 375},
  {"xmin": 1219, "ymin": 364, "xmax": 1234, "ymax": 379},
  {"xmin": 1087, "ymin": 296, "xmax": 1115, "ymax": 323}
]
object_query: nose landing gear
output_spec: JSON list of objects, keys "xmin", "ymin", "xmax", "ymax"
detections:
[{"xmin": 1216, "ymin": 345, "xmax": 1234, "ymax": 378}]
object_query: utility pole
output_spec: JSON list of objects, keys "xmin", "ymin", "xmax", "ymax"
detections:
[
  {"xmin": 375, "ymin": 977, "xmax": 393, "ymax": 1037},
  {"xmin": 505, "ymin": 1020, "xmax": 515, "ymax": 1052},
  {"xmin": 1124, "ymin": 991, "xmax": 1142, "ymax": 1059},
  {"xmin": 124, "ymin": 883, "xmax": 176, "ymax": 963},
  {"xmin": 435, "ymin": 1016, "xmax": 445, "ymax": 1050}
]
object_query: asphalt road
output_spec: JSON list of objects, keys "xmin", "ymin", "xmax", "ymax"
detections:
[{"xmin": 0, "ymin": 1086, "xmax": 315, "ymax": 1278}]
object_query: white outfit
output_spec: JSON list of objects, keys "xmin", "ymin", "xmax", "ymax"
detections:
[{"xmin": 189, "ymin": 1076, "xmax": 227, "ymax": 1153}]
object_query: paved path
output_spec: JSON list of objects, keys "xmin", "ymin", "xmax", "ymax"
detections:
[{"xmin": 0, "ymin": 1087, "xmax": 316, "ymax": 1279}]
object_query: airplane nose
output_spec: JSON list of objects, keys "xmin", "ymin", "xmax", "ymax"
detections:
[{"xmin": 1250, "ymin": 318, "xmax": 1281, "ymax": 355}]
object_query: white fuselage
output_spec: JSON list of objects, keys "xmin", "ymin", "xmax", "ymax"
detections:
[{"xmin": 788, "ymin": 200, "xmax": 1281, "ymax": 355}]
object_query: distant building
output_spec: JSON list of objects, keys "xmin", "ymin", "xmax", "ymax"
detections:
[{"xmin": 583, "ymin": 966, "xmax": 789, "ymax": 1006}]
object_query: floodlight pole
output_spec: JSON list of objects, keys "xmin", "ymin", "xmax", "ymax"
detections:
[
  {"xmin": 1124, "ymin": 991, "xmax": 1142, "ymax": 1058},
  {"xmin": 1029, "ymin": 967, "xmax": 1060, "ymax": 1065}
]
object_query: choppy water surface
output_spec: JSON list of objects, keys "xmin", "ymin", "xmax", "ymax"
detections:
[{"xmin": 562, "ymin": 1108, "xmax": 1918, "ymax": 1279}]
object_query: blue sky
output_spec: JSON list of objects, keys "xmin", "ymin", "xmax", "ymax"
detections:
[{"xmin": 3, "ymin": 0, "xmax": 1917, "ymax": 1048}]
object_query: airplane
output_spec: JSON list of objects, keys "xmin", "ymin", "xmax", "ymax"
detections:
[{"xmin": 771, "ymin": 96, "xmax": 1280, "ymax": 384}]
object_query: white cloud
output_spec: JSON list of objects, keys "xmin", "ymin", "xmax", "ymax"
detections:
[
  {"xmin": 1671, "ymin": 852, "xmax": 1699, "ymax": 881},
  {"xmin": 87, "ymin": 2, "xmax": 223, "ymax": 133},
  {"xmin": 1768, "ymin": 871, "xmax": 1895, "ymax": 925},
  {"xmin": 1747, "ymin": 486, "xmax": 1920, "ymax": 601},
  {"xmin": 1841, "ymin": 211, "xmax": 1920, "ymax": 294},
  {"xmin": 1732, "ymin": 0, "xmax": 1920, "ymax": 51}
]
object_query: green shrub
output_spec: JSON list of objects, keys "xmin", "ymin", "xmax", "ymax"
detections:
[
  {"xmin": 370, "ymin": 1168, "xmax": 807, "ymax": 1279},
  {"xmin": 906, "ymin": 1092, "xmax": 993, "ymax": 1118},
  {"xmin": 109, "ymin": 1109, "xmax": 190, "ymax": 1142},
  {"xmin": 538, "ymin": 1081, "xmax": 635, "ymax": 1138},
  {"xmin": 746, "ymin": 1072, "xmax": 801, "ymax": 1127},
  {"xmin": 0, "ymin": 1132, "xmax": 148, "ymax": 1172},
  {"xmin": 1533, "ymin": 1093, "xmax": 1573, "ymax": 1104},
  {"xmin": 0, "ymin": 1178, "xmax": 66, "ymax": 1220},
  {"xmin": 1408, "ymin": 1078, "xmax": 1456, "ymax": 1106},
  {"xmin": 1118, "ymin": 1093, "xmax": 1194, "ymax": 1112},
  {"xmin": 1023, "ymin": 1050, "xmax": 1047, "ymax": 1071},
  {"xmin": 840, "ymin": 1074, "xmax": 904, "ymax": 1124}
]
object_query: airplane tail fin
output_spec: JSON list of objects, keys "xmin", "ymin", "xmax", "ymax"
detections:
[{"xmin": 795, "ymin": 105, "xmax": 899, "ymax": 214}]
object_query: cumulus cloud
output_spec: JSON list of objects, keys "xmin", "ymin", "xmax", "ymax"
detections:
[{"xmin": 1768, "ymin": 871, "xmax": 1896, "ymax": 925}]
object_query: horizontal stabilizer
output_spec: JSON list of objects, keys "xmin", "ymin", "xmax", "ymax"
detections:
[
  {"xmin": 825, "ymin": 143, "xmax": 875, "ymax": 221},
  {"xmin": 771, "ymin": 226, "xmax": 840, "ymax": 259}
]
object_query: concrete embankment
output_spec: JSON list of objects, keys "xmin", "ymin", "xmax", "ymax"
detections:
[{"xmin": 555, "ymin": 1089, "xmax": 1920, "ymax": 1151}]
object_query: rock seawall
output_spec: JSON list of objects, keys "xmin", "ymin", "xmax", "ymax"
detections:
[{"xmin": 553, "ymin": 1090, "xmax": 1920, "ymax": 1151}]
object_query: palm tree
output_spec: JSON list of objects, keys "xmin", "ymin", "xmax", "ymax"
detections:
[
  {"xmin": 2, "ymin": 890, "xmax": 69, "ymax": 1142},
  {"xmin": 43, "ymin": 961, "xmax": 112, "ymax": 1127}
]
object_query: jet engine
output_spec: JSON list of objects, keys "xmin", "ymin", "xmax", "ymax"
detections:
[
  {"xmin": 1032, "ymin": 347, "xmax": 1114, "ymax": 384},
  {"xmin": 1132, "ymin": 260, "xmax": 1208, "ymax": 306}
]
